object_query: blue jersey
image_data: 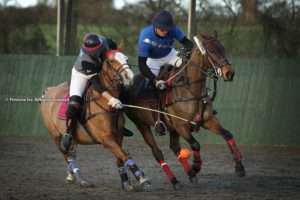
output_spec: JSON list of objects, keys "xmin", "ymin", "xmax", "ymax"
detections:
[{"xmin": 138, "ymin": 25, "xmax": 185, "ymax": 59}]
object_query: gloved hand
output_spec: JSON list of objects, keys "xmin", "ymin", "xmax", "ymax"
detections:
[
  {"xmin": 175, "ymin": 48, "xmax": 191, "ymax": 68},
  {"xmin": 155, "ymin": 80, "xmax": 167, "ymax": 90},
  {"xmin": 107, "ymin": 97, "xmax": 123, "ymax": 109},
  {"xmin": 179, "ymin": 47, "xmax": 192, "ymax": 57},
  {"xmin": 173, "ymin": 57, "xmax": 183, "ymax": 68}
]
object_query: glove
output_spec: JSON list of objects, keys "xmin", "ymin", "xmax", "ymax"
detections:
[
  {"xmin": 107, "ymin": 97, "xmax": 123, "ymax": 109},
  {"xmin": 173, "ymin": 57, "xmax": 183, "ymax": 68},
  {"xmin": 155, "ymin": 80, "xmax": 166, "ymax": 90},
  {"xmin": 175, "ymin": 48, "xmax": 191, "ymax": 67}
]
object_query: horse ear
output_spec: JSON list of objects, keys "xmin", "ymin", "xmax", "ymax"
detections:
[
  {"xmin": 213, "ymin": 30, "xmax": 218, "ymax": 39},
  {"xmin": 200, "ymin": 33, "xmax": 209, "ymax": 40}
]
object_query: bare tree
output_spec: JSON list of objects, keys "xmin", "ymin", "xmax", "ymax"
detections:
[
  {"xmin": 64, "ymin": 0, "xmax": 78, "ymax": 54},
  {"xmin": 240, "ymin": 0, "xmax": 257, "ymax": 24}
]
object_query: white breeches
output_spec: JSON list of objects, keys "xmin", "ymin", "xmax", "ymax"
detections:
[
  {"xmin": 69, "ymin": 68, "xmax": 96, "ymax": 97},
  {"xmin": 146, "ymin": 48, "xmax": 182, "ymax": 76}
]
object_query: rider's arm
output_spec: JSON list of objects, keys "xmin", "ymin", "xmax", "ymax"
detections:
[
  {"xmin": 81, "ymin": 60, "xmax": 101, "ymax": 74},
  {"xmin": 173, "ymin": 26, "xmax": 194, "ymax": 50},
  {"xmin": 138, "ymin": 56, "xmax": 156, "ymax": 84},
  {"xmin": 179, "ymin": 36, "xmax": 194, "ymax": 50}
]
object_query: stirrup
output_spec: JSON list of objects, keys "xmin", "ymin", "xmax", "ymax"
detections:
[
  {"xmin": 61, "ymin": 133, "xmax": 73, "ymax": 152},
  {"xmin": 154, "ymin": 120, "xmax": 167, "ymax": 136}
]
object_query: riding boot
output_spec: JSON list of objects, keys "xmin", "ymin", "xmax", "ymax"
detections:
[
  {"xmin": 61, "ymin": 95, "xmax": 83, "ymax": 152},
  {"xmin": 61, "ymin": 118, "xmax": 77, "ymax": 152}
]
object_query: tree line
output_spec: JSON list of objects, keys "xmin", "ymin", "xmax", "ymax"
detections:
[{"xmin": 0, "ymin": 0, "xmax": 299, "ymax": 57}]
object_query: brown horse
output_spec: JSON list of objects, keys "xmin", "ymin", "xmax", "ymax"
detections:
[
  {"xmin": 40, "ymin": 51, "xmax": 151, "ymax": 191},
  {"xmin": 124, "ymin": 33, "xmax": 245, "ymax": 189}
]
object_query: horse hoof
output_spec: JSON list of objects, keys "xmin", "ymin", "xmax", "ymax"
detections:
[
  {"xmin": 79, "ymin": 180, "xmax": 94, "ymax": 188},
  {"xmin": 140, "ymin": 178, "xmax": 152, "ymax": 192},
  {"xmin": 192, "ymin": 164, "xmax": 202, "ymax": 175},
  {"xmin": 170, "ymin": 178, "xmax": 182, "ymax": 190},
  {"xmin": 65, "ymin": 173, "xmax": 76, "ymax": 184},
  {"xmin": 122, "ymin": 182, "xmax": 134, "ymax": 192},
  {"xmin": 235, "ymin": 162, "xmax": 246, "ymax": 177},
  {"xmin": 172, "ymin": 182, "xmax": 183, "ymax": 190},
  {"xmin": 189, "ymin": 175, "xmax": 199, "ymax": 184}
]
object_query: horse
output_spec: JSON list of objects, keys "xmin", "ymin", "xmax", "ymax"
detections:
[
  {"xmin": 40, "ymin": 50, "xmax": 151, "ymax": 191},
  {"xmin": 124, "ymin": 33, "xmax": 245, "ymax": 189}
]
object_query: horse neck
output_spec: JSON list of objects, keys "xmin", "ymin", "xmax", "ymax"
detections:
[
  {"xmin": 99, "ymin": 73, "xmax": 120, "ymax": 98},
  {"xmin": 185, "ymin": 50, "xmax": 207, "ymax": 98},
  {"xmin": 87, "ymin": 67, "xmax": 120, "ymax": 104}
]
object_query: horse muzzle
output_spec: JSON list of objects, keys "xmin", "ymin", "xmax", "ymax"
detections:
[
  {"xmin": 224, "ymin": 70, "xmax": 235, "ymax": 81},
  {"xmin": 121, "ymin": 68, "xmax": 134, "ymax": 87},
  {"xmin": 222, "ymin": 64, "xmax": 235, "ymax": 81}
]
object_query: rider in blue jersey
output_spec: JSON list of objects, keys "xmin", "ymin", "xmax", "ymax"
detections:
[
  {"xmin": 137, "ymin": 10, "xmax": 194, "ymax": 135},
  {"xmin": 138, "ymin": 10, "xmax": 194, "ymax": 89}
]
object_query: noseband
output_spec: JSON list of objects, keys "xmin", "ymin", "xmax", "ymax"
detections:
[{"xmin": 102, "ymin": 61, "xmax": 130, "ymax": 90}]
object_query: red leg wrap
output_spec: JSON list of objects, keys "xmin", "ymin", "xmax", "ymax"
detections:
[
  {"xmin": 177, "ymin": 157, "xmax": 192, "ymax": 174},
  {"xmin": 158, "ymin": 160, "xmax": 176, "ymax": 181},
  {"xmin": 227, "ymin": 138, "xmax": 242, "ymax": 161},
  {"xmin": 192, "ymin": 150, "xmax": 202, "ymax": 170}
]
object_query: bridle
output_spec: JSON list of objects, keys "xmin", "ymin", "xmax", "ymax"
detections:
[
  {"xmin": 85, "ymin": 58, "xmax": 131, "ymax": 119},
  {"xmin": 101, "ymin": 59, "xmax": 130, "ymax": 90},
  {"xmin": 166, "ymin": 36, "xmax": 229, "ymax": 84},
  {"xmin": 194, "ymin": 36, "xmax": 230, "ymax": 80},
  {"xmin": 165, "ymin": 36, "xmax": 231, "ymax": 105}
]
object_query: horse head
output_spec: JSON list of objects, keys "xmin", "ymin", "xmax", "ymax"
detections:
[
  {"xmin": 101, "ymin": 50, "xmax": 134, "ymax": 91},
  {"xmin": 193, "ymin": 32, "xmax": 235, "ymax": 81}
]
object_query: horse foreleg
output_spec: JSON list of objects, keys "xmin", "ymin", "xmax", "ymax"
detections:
[
  {"xmin": 101, "ymin": 134, "xmax": 151, "ymax": 191},
  {"xmin": 203, "ymin": 116, "xmax": 246, "ymax": 177},
  {"xmin": 53, "ymin": 137, "xmax": 93, "ymax": 187},
  {"xmin": 137, "ymin": 124, "xmax": 179, "ymax": 189},
  {"xmin": 171, "ymin": 127, "xmax": 202, "ymax": 182},
  {"xmin": 115, "ymin": 134, "xmax": 134, "ymax": 191},
  {"xmin": 116, "ymin": 159, "xmax": 134, "ymax": 191}
]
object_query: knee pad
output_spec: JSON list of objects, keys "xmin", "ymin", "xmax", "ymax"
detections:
[{"xmin": 66, "ymin": 95, "xmax": 83, "ymax": 119}]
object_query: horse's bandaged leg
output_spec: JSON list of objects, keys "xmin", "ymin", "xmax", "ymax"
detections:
[
  {"xmin": 158, "ymin": 160, "xmax": 177, "ymax": 183},
  {"xmin": 192, "ymin": 150, "xmax": 202, "ymax": 173},
  {"xmin": 177, "ymin": 156, "xmax": 192, "ymax": 175},
  {"xmin": 67, "ymin": 157, "xmax": 80, "ymax": 174},
  {"xmin": 118, "ymin": 166, "xmax": 129, "ymax": 183},
  {"xmin": 227, "ymin": 138, "xmax": 242, "ymax": 162},
  {"xmin": 125, "ymin": 159, "xmax": 144, "ymax": 181}
]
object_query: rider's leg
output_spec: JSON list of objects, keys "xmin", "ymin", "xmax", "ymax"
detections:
[
  {"xmin": 62, "ymin": 68, "xmax": 88, "ymax": 152},
  {"xmin": 62, "ymin": 95, "xmax": 83, "ymax": 152}
]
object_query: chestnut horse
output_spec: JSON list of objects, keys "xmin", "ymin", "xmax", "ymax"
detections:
[
  {"xmin": 40, "ymin": 51, "xmax": 151, "ymax": 191},
  {"xmin": 124, "ymin": 33, "xmax": 245, "ymax": 189}
]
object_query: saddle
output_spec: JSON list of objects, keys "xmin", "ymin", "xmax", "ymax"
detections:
[
  {"xmin": 127, "ymin": 65, "xmax": 177, "ymax": 135},
  {"xmin": 57, "ymin": 82, "xmax": 91, "ymax": 123},
  {"xmin": 128, "ymin": 64, "xmax": 175, "ymax": 101},
  {"xmin": 127, "ymin": 74, "xmax": 156, "ymax": 99}
]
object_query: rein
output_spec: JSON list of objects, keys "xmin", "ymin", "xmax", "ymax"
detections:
[
  {"xmin": 84, "ymin": 60, "xmax": 128, "ymax": 121},
  {"xmin": 122, "ymin": 104, "xmax": 196, "ymax": 125}
]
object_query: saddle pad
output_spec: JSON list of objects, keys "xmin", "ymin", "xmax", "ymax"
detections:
[
  {"xmin": 57, "ymin": 95, "xmax": 69, "ymax": 120},
  {"xmin": 131, "ymin": 74, "xmax": 154, "ymax": 99}
]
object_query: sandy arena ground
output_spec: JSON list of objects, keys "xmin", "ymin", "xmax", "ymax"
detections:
[{"xmin": 0, "ymin": 136, "xmax": 300, "ymax": 200}]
